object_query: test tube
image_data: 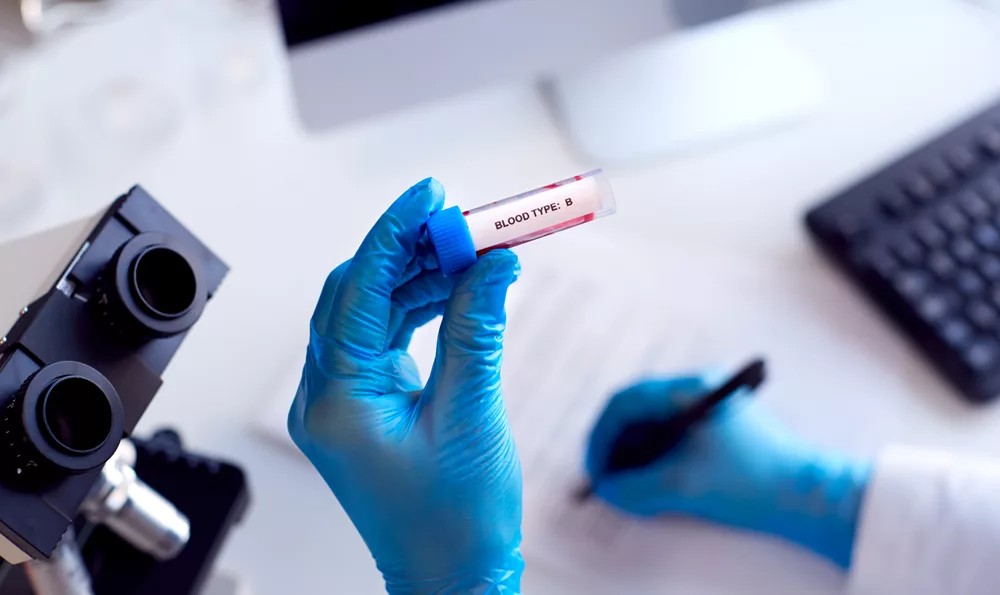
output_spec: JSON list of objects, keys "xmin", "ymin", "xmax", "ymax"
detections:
[{"xmin": 427, "ymin": 169, "xmax": 616, "ymax": 275}]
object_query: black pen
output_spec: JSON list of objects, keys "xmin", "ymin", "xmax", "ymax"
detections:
[{"xmin": 575, "ymin": 358, "xmax": 767, "ymax": 502}]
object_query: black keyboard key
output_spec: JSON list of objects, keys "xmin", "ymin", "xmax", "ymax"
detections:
[
  {"xmin": 918, "ymin": 293, "xmax": 954, "ymax": 322},
  {"xmin": 829, "ymin": 212, "xmax": 866, "ymax": 243},
  {"xmin": 947, "ymin": 145, "xmax": 980, "ymax": 175},
  {"xmin": 865, "ymin": 248, "xmax": 898, "ymax": 278},
  {"xmin": 981, "ymin": 125, "xmax": 1000, "ymax": 157},
  {"xmin": 936, "ymin": 203, "xmax": 969, "ymax": 233},
  {"xmin": 940, "ymin": 318, "xmax": 973, "ymax": 348},
  {"xmin": 956, "ymin": 269, "xmax": 986, "ymax": 296},
  {"xmin": 958, "ymin": 190, "xmax": 992, "ymax": 219},
  {"xmin": 912, "ymin": 217, "xmax": 947, "ymax": 247},
  {"xmin": 893, "ymin": 270, "xmax": 931, "ymax": 299},
  {"xmin": 925, "ymin": 159, "xmax": 955, "ymax": 188},
  {"xmin": 978, "ymin": 254, "xmax": 1000, "ymax": 281},
  {"xmin": 892, "ymin": 236, "xmax": 924, "ymax": 264},
  {"xmin": 929, "ymin": 250, "xmax": 957, "ymax": 279},
  {"xmin": 951, "ymin": 237, "xmax": 978, "ymax": 263},
  {"xmin": 973, "ymin": 223, "xmax": 1000, "ymax": 250},
  {"xmin": 968, "ymin": 300, "xmax": 998, "ymax": 329},
  {"xmin": 903, "ymin": 174, "xmax": 937, "ymax": 203},
  {"xmin": 982, "ymin": 178, "xmax": 1000, "ymax": 205},
  {"xmin": 963, "ymin": 338, "xmax": 1000, "ymax": 372},
  {"xmin": 879, "ymin": 192, "xmax": 911, "ymax": 218}
]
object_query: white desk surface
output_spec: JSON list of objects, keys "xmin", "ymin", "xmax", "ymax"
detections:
[{"xmin": 3, "ymin": 0, "xmax": 1000, "ymax": 593}]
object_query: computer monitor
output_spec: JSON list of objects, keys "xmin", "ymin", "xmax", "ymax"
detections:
[{"xmin": 278, "ymin": 0, "xmax": 822, "ymax": 164}]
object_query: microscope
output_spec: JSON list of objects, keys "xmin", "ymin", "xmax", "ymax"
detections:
[{"xmin": 0, "ymin": 187, "xmax": 248, "ymax": 594}]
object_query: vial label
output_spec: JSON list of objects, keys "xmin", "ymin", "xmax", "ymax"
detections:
[{"xmin": 465, "ymin": 176, "xmax": 604, "ymax": 251}]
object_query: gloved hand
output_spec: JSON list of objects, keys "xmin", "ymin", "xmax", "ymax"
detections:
[
  {"xmin": 586, "ymin": 374, "xmax": 872, "ymax": 569},
  {"xmin": 288, "ymin": 178, "xmax": 524, "ymax": 594}
]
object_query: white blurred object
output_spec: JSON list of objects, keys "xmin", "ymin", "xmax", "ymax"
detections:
[
  {"xmin": 35, "ymin": 1, "xmax": 185, "ymax": 190},
  {"xmin": 81, "ymin": 76, "xmax": 179, "ymax": 150},
  {"xmin": 141, "ymin": 0, "xmax": 271, "ymax": 124},
  {"xmin": 19, "ymin": 0, "xmax": 139, "ymax": 37},
  {"xmin": 45, "ymin": 72, "xmax": 182, "ymax": 180},
  {"xmin": 546, "ymin": 9, "xmax": 826, "ymax": 165},
  {"xmin": 190, "ymin": 0, "xmax": 271, "ymax": 109},
  {"xmin": 0, "ymin": 0, "xmax": 279, "ymax": 219},
  {"xmin": 0, "ymin": 54, "xmax": 45, "ymax": 224}
]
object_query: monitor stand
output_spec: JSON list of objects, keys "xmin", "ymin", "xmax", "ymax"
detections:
[{"xmin": 543, "ymin": 10, "xmax": 826, "ymax": 166}]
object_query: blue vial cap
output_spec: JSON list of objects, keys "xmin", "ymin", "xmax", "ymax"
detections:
[{"xmin": 427, "ymin": 206, "xmax": 477, "ymax": 276}]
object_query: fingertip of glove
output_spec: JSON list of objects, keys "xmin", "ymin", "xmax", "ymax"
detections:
[
  {"xmin": 416, "ymin": 176, "xmax": 445, "ymax": 198},
  {"xmin": 398, "ymin": 177, "xmax": 446, "ymax": 212}
]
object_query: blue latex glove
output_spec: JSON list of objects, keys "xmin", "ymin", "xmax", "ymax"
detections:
[
  {"xmin": 288, "ymin": 178, "xmax": 524, "ymax": 594},
  {"xmin": 586, "ymin": 375, "xmax": 872, "ymax": 569}
]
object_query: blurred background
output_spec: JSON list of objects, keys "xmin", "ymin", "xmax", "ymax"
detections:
[{"xmin": 3, "ymin": 0, "xmax": 1000, "ymax": 593}]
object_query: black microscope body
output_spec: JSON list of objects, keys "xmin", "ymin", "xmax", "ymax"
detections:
[{"xmin": 0, "ymin": 187, "xmax": 247, "ymax": 594}]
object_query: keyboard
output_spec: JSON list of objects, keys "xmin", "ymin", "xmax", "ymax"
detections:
[{"xmin": 806, "ymin": 98, "xmax": 1000, "ymax": 403}]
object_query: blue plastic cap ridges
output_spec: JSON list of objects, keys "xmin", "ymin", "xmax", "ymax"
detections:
[{"xmin": 427, "ymin": 206, "xmax": 477, "ymax": 276}]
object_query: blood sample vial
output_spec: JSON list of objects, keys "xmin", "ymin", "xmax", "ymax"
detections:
[{"xmin": 427, "ymin": 169, "xmax": 616, "ymax": 275}]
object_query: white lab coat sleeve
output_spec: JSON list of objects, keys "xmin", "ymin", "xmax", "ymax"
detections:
[{"xmin": 847, "ymin": 446, "xmax": 1000, "ymax": 595}]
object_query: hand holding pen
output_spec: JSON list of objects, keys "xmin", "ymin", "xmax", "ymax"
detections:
[
  {"xmin": 579, "ymin": 358, "xmax": 766, "ymax": 501},
  {"xmin": 581, "ymin": 358, "xmax": 870, "ymax": 569}
]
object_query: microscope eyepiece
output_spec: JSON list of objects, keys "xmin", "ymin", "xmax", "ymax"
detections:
[
  {"xmin": 1, "ymin": 362, "xmax": 124, "ymax": 480},
  {"xmin": 40, "ymin": 375, "xmax": 114, "ymax": 455},
  {"xmin": 131, "ymin": 246, "xmax": 198, "ymax": 320},
  {"xmin": 95, "ymin": 232, "xmax": 207, "ymax": 339}
]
